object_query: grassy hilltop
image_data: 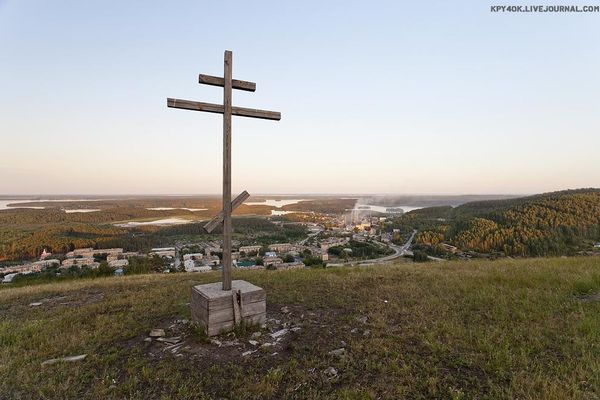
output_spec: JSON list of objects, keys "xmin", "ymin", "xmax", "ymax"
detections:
[{"xmin": 2, "ymin": 257, "xmax": 600, "ymax": 399}]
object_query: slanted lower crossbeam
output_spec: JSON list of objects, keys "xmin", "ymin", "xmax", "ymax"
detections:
[{"xmin": 204, "ymin": 191, "xmax": 250, "ymax": 233}]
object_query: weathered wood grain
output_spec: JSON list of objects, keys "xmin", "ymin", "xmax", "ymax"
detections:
[
  {"xmin": 233, "ymin": 290, "xmax": 241, "ymax": 324},
  {"xmin": 203, "ymin": 190, "xmax": 250, "ymax": 233},
  {"xmin": 208, "ymin": 301, "xmax": 266, "ymax": 324},
  {"xmin": 199, "ymin": 74, "xmax": 256, "ymax": 92},
  {"xmin": 167, "ymin": 98, "xmax": 281, "ymax": 121},
  {"xmin": 168, "ymin": 51, "xmax": 280, "ymax": 330},
  {"xmin": 222, "ymin": 50, "xmax": 233, "ymax": 291},
  {"xmin": 207, "ymin": 290, "xmax": 265, "ymax": 310},
  {"xmin": 207, "ymin": 313, "xmax": 266, "ymax": 336},
  {"xmin": 191, "ymin": 280, "xmax": 266, "ymax": 336}
]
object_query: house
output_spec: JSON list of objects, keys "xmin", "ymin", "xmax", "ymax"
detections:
[
  {"xmin": 184, "ymin": 259, "xmax": 212, "ymax": 273},
  {"xmin": 268, "ymin": 243, "xmax": 293, "ymax": 253},
  {"xmin": 1, "ymin": 259, "xmax": 60, "ymax": 275},
  {"xmin": 594, "ymin": 243, "xmax": 600, "ymax": 248},
  {"xmin": 107, "ymin": 252, "xmax": 140, "ymax": 262},
  {"xmin": 204, "ymin": 246, "xmax": 222, "ymax": 256},
  {"xmin": 33, "ymin": 259, "xmax": 60, "ymax": 269},
  {"xmin": 184, "ymin": 253, "xmax": 219, "ymax": 270},
  {"xmin": 65, "ymin": 248, "xmax": 94, "ymax": 258},
  {"xmin": 183, "ymin": 253, "xmax": 204, "ymax": 262},
  {"xmin": 315, "ymin": 251, "xmax": 329, "ymax": 261},
  {"xmin": 61, "ymin": 258, "xmax": 96, "ymax": 268},
  {"xmin": 184, "ymin": 259, "xmax": 199, "ymax": 270},
  {"xmin": 95, "ymin": 248, "xmax": 124, "ymax": 257},
  {"xmin": 265, "ymin": 251, "xmax": 277, "ymax": 258},
  {"xmin": 204, "ymin": 255, "xmax": 221, "ymax": 266},
  {"xmin": 108, "ymin": 259, "xmax": 129, "ymax": 269},
  {"xmin": 66, "ymin": 248, "xmax": 124, "ymax": 259},
  {"xmin": 263, "ymin": 256, "xmax": 283, "ymax": 267},
  {"xmin": 239, "ymin": 245, "xmax": 262, "ymax": 255},
  {"xmin": 150, "ymin": 248, "xmax": 175, "ymax": 258},
  {"xmin": 319, "ymin": 237, "xmax": 349, "ymax": 250}
]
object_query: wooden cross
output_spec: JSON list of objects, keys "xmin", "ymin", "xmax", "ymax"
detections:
[{"xmin": 167, "ymin": 50, "xmax": 280, "ymax": 291}]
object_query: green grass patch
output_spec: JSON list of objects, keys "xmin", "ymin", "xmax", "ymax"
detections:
[{"xmin": 1, "ymin": 257, "xmax": 600, "ymax": 399}]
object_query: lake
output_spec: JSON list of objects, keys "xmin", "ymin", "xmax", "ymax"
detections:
[
  {"xmin": 245, "ymin": 199, "xmax": 309, "ymax": 208},
  {"xmin": 114, "ymin": 218, "xmax": 192, "ymax": 227},
  {"xmin": 146, "ymin": 207, "xmax": 208, "ymax": 212}
]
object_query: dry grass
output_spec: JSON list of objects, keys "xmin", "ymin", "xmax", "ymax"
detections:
[{"xmin": 1, "ymin": 257, "xmax": 600, "ymax": 399}]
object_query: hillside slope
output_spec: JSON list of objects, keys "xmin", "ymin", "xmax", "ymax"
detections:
[
  {"xmin": 2, "ymin": 258, "xmax": 600, "ymax": 399},
  {"xmin": 414, "ymin": 189, "xmax": 600, "ymax": 256}
]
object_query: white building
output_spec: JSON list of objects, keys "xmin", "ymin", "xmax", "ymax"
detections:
[
  {"xmin": 150, "ymin": 248, "xmax": 175, "ymax": 258},
  {"xmin": 263, "ymin": 256, "xmax": 283, "ymax": 267},
  {"xmin": 320, "ymin": 237, "xmax": 349, "ymax": 250},
  {"xmin": 184, "ymin": 259, "xmax": 212, "ymax": 273},
  {"xmin": 65, "ymin": 248, "xmax": 123, "ymax": 259},
  {"xmin": 183, "ymin": 253, "xmax": 204, "ymax": 261},
  {"xmin": 61, "ymin": 258, "xmax": 96, "ymax": 268}
]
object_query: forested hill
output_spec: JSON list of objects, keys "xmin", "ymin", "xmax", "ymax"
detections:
[{"xmin": 414, "ymin": 189, "xmax": 600, "ymax": 256}]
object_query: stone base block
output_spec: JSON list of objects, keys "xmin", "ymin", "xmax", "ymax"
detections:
[{"xmin": 191, "ymin": 280, "xmax": 266, "ymax": 336}]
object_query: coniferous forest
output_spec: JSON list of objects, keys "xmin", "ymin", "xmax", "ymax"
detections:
[{"xmin": 411, "ymin": 189, "xmax": 600, "ymax": 256}]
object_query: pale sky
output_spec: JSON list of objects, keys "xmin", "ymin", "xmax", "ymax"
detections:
[{"xmin": 1, "ymin": 1, "xmax": 599, "ymax": 195}]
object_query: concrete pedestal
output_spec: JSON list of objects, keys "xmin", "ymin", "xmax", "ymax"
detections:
[{"xmin": 191, "ymin": 280, "xmax": 266, "ymax": 336}]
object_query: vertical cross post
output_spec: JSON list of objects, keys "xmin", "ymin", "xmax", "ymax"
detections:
[
  {"xmin": 222, "ymin": 50, "xmax": 233, "ymax": 291},
  {"xmin": 167, "ymin": 50, "xmax": 281, "ymax": 301}
]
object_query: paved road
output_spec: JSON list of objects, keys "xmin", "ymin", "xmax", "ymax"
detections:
[
  {"xmin": 329, "ymin": 229, "xmax": 417, "ymax": 267},
  {"xmin": 298, "ymin": 227, "xmax": 323, "ymax": 246}
]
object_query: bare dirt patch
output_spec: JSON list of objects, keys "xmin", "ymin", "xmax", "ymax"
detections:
[{"xmin": 130, "ymin": 302, "xmax": 352, "ymax": 374}]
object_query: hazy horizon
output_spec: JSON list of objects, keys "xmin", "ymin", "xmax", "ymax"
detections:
[
  {"xmin": 0, "ymin": 192, "xmax": 533, "ymax": 198},
  {"xmin": 2, "ymin": 1, "xmax": 599, "ymax": 194}
]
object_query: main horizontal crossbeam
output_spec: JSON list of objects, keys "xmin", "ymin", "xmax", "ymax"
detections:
[
  {"xmin": 204, "ymin": 190, "xmax": 251, "ymax": 233},
  {"xmin": 167, "ymin": 98, "xmax": 281, "ymax": 121},
  {"xmin": 199, "ymin": 74, "xmax": 256, "ymax": 92}
]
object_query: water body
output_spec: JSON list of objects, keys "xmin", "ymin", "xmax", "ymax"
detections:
[
  {"xmin": 245, "ymin": 199, "xmax": 309, "ymax": 208},
  {"xmin": 0, "ymin": 200, "xmax": 45, "ymax": 210},
  {"xmin": 351, "ymin": 205, "xmax": 424, "ymax": 214},
  {"xmin": 271, "ymin": 210, "xmax": 297, "ymax": 216},
  {"xmin": 146, "ymin": 207, "xmax": 208, "ymax": 212},
  {"xmin": 0, "ymin": 198, "xmax": 105, "ymax": 210},
  {"xmin": 115, "ymin": 218, "xmax": 191, "ymax": 227}
]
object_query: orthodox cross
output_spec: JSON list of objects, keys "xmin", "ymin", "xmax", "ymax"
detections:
[{"xmin": 167, "ymin": 50, "xmax": 281, "ymax": 291}]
